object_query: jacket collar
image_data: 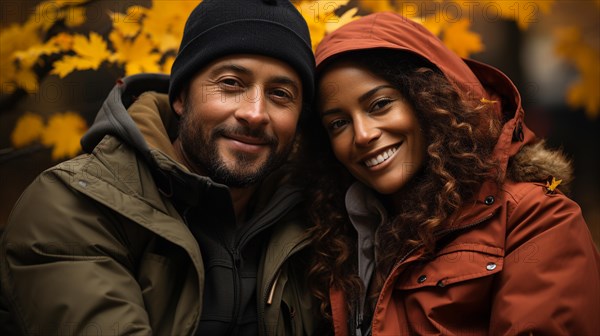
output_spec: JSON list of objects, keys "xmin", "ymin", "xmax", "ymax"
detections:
[
  {"xmin": 345, "ymin": 182, "xmax": 382, "ymax": 309},
  {"xmin": 343, "ymin": 179, "xmax": 502, "ymax": 237}
]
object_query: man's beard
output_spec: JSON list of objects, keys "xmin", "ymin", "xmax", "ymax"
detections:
[{"xmin": 177, "ymin": 103, "xmax": 294, "ymax": 188}]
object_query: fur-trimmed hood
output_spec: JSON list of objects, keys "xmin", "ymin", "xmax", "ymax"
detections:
[
  {"xmin": 508, "ymin": 141, "xmax": 573, "ymax": 193},
  {"xmin": 315, "ymin": 12, "xmax": 572, "ymax": 194}
]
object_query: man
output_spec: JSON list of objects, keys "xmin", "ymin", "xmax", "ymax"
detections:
[{"xmin": 0, "ymin": 0, "xmax": 317, "ymax": 334}]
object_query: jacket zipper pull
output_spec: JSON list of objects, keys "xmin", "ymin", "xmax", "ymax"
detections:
[
  {"xmin": 355, "ymin": 306, "xmax": 363, "ymax": 336},
  {"xmin": 266, "ymin": 268, "xmax": 282, "ymax": 305},
  {"xmin": 232, "ymin": 249, "xmax": 241, "ymax": 268}
]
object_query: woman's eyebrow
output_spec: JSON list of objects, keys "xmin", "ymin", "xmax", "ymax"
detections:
[
  {"xmin": 358, "ymin": 85, "xmax": 395, "ymax": 104},
  {"xmin": 320, "ymin": 107, "xmax": 342, "ymax": 118},
  {"xmin": 319, "ymin": 85, "xmax": 396, "ymax": 117}
]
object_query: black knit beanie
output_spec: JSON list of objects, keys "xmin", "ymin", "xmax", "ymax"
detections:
[{"xmin": 169, "ymin": 0, "xmax": 315, "ymax": 109}]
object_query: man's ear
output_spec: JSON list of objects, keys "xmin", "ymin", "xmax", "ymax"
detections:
[{"xmin": 173, "ymin": 94, "xmax": 185, "ymax": 116}]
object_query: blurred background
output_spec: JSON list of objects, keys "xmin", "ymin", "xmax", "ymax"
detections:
[{"xmin": 1, "ymin": 0, "xmax": 599, "ymax": 247}]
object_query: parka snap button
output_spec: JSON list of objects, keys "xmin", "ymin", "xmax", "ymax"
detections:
[
  {"xmin": 486, "ymin": 262, "xmax": 497, "ymax": 271},
  {"xmin": 417, "ymin": 275, "xmax": 427, "ymax": 283},
  {"xmin": 436, "ymin": 280, "xmax": 445, "ymax": 288},
  {"xmin": 484, "ymin": 196, "xmax": 495, "ymax": 205}
]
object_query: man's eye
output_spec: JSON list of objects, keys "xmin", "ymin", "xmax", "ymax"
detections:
[
  {"xmin": 271, "ymin": 88, "xmax": 293, "ymax": 100},
  {"xmin": 220, "ymin": 78, "xmax": 242, "ymax": 88}
]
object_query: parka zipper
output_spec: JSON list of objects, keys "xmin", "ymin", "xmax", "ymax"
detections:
[
  {"xmin": 226, "ymin": 247, "xmax": 242, "ymax": 335},
  {"xmin": 236, "ymin": 187, "xmax": 302, "ymax": 249},
  {"xmin": 199, "ymin": 186, "xmax": 302, "ymax": 336}
]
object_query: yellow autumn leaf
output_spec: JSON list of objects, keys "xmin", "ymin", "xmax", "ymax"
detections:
[
  {"xmin": 571, "ymin": 44, "xmax": 599, "ymax": 117},
  {"xmin": 296, "ymin": 0, "xmax": 349, "ymax": 50},
  {"xmin": 49, "ymin": 32, "xmax": 75, "ymax": 51},
  {"xmin": 141, "ymin": 1, "xmax": 197, "ymax": 52},
  {"xmin": 442, "ymin": 18, "xmax": 483, "ymax": 58},
  {"xmin": 496, "ymin": 0, "xmax": 554, "ymax": 30},
  {"xmin": 65, "ymin": 6, "xmax": 86, "ymax": 27},
  {"xmin": 358, "ymin": 0, "xmax": 394, "ymax": 12},
  {"xmin": 455, "ymin": 0, "xmax": 553, "ymax": 30},
  {"xmin": 394, "ymin": 1, "xmax": 423, "ymax": 19},
  {"xmin": 13, "ymin": 42, "xmax": 60, "ymax": 67},
  {"xmin": 545, "ymin": 177, "xmax": 562, "ymax": 193},
  {"xmin": 27, "ymin": 0, "xmax": 89, "ymax": 30},
  {"xmin": 51, "ymin": 32, "xmax": 110, "ymax": 77},
  {"xmin": 51, "ymin": 55, "xmax": 94, "ymax": 78},
  {"xmin": 162, "ymin": 56, "xmax": 175, "ymax": 74},
  {"xmin": 413, "ymin": 15, "xmax": 447, "ymax": 37},
  {"xmin": 306, "ymin": 20, "xmax": 326, "ymax": 51},
  {"xmin": 555, "ymin": 27, "xmax": 600, "ymax": 118},
  {"xmin": 0, "ymin": 22, "xmax": 43, "ymax": 93},
  {"xmin": 0, "ymin": 69, "xmax": 18, "ymax": 95},
  {"xmin": 28, "ymin": 1, "xmax": 60, "ymax": 30},
  {"xmin": 54, "ymin": 0, "xmax": 89, "ymax": 6},
  {"xmin": 109, "ymin": 7, "xmax": 143, "ymax": 38},
  {"xmin": 11, "ymin": 112, "xmax": 45, "ymax": 148},
  {"xmin": 326, "ymin": 7, "xmax": 360, "ymax": 34},
  {"xmin": 14, "ymin": 68, "xmax": 39, "ymax": 93},
  {"xmin": 72, "ymin": 32, "xmax": 110, "ymax": 67},
  {"xmin": 296, "ymin": 1, "xmax": 326, "ymax": 50},
  {"xmin": 41, "ymin": 112, "xmax": 88, "ymax": 160},
  {"xmin": 109, "ymin": 32, "xmax": 161, "ymax": 75}
]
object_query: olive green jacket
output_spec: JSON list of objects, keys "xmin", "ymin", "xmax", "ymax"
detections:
[{"xmin": 0, "ymin": 74, "xmax": 317, "ymax": 335}]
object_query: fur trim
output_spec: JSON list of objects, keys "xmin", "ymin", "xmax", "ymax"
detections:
[{"xmin": 506, "ymin": 141, "xmax": 573, "ymax": 194}]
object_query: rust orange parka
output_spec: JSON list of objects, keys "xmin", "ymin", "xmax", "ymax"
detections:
[{"xmin": 315, "ymin": 12, "xmax": 600, "ymax": 335}]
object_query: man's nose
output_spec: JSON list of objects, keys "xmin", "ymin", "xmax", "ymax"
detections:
[{"xmin": 234, "ymin": 86, "xmax": 269, "ymax": 127}]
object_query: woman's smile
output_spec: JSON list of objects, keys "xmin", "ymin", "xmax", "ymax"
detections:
[
  {"xmin": 319, "ymin": 62, "xmax": 426, "ymax": 195},
  {"xmin": 362, "ymin": 143, "xmax": 401, "ymax": 168}
]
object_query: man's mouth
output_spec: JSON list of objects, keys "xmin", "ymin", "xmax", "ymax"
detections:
[{"xmin": 226, "ymin": 134, "xmax": 268, "ymax": 146}]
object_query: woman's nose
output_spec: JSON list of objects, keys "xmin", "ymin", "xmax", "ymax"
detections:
[{"xmin": 353, "ymin": 117, "xmax": 381, "ymax": 147}]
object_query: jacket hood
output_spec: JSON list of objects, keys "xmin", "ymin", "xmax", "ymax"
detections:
[
  {"xmin": 80, "ymin": 74, "xmax": 226, "ymax": 207},
  {"xmin": 315, "ymin": 12, "xmax": 537, "ymax": 179},
  {"xmin": 80, "ymin": 73, "xmax": 305, "ymax": 207},
  {"xmin": 81, "ymin": 73, "xmax": 172, "ymax": 159}
]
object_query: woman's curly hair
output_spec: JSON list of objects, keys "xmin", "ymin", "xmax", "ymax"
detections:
[{"xmin": 300, "ymin": 50, "xmax": 503, "ymax": 319}]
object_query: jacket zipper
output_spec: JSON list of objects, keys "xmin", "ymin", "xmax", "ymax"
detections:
[
  {"xmin": 236, "ymin": 187, "xmax": 302, "ymax": 249},
  {"xmin": 226, "ymin": 247, "xmax": 242, "ymax": 335},
  {"xmin": 226, "ymin": 186, "xmax": 302, "ymax": 336}
]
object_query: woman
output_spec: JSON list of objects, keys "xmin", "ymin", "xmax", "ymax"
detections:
[{"xmin": 304, "ymin": 12, "xmax": 600, "ymax": 335}]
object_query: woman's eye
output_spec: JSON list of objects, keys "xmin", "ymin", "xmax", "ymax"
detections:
[
  {"xmin": 371, "ymin": 98, "xmax": 393, "ymax": 112},
  {"xmin": 329, "ymin": 119, "xmax": 348, "ymax": 130}
]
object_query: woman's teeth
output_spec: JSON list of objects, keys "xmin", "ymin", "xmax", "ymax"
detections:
[{"xmin": 364, "ymin": 146, "xmax": 398, "ymax": 167}]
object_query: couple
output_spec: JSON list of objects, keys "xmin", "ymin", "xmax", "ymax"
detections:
[{"xmin": 1, "ymin": 0, "xmax": 598, "ymax": 335}]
